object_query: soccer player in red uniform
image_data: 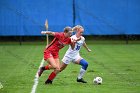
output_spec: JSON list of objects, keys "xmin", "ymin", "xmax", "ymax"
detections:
[{"xmin": 38, "ymin": 27, "xmax": 76, "ymax": 84}]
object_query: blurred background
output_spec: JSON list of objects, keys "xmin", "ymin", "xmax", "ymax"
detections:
[{"xmin": 0, "ymin": 0, "xmax": 140, "ymax": 44}]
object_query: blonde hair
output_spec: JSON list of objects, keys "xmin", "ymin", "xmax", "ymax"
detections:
[{"xmin": 72, "ymin": 25, "xmax": 84, "ymax": 31}]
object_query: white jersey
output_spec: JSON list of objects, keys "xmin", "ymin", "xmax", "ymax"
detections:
[{"xmin": 64, "ymin": 35, "xmax": 85, "ymax": 59}]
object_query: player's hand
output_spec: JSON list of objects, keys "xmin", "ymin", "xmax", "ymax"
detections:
[
  {"xmin": 71, "ymin": 37, "xmax": 81, "ymax": 43},
  {"xmin": 41, "ymin": 31, "xmax": 46, "ymax": 35},
  {"xmin": 72, "ymin": 39, "xmax": 77, "ymax": 43},
  {"xmin": 87, "ymin": 48, "xmax": 91, "ymax": 52}
]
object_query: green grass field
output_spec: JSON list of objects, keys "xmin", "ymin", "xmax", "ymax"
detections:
[{"xmin": 0, "ymin": 41, "xmax": 140, "ymax": 93}]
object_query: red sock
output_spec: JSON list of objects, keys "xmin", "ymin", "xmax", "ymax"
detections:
[
  {"xmin": 48, "ymin": 72, "xmax": 56, "ymax": 81},
  {"xmin": 45, "ymin": 65, "xmax": 50, "ymax": 70}
]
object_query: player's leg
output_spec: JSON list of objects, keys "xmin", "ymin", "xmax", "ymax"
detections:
[
  {"xmin": 45, "ymin": 63, "xmax": 68, "ymax": 84},
  {"xmin": 60, "ymin": 62, "xmax": 68, "ymax": 72},
  {"xmin": 74, "ymin": 57, "xmax": 88, "ymax": 83},
  {"xmin": 38, "ymin": 57, "xmax": 59, "ymax": 77},
  {"xmin": 59, "ymin": 56, "xmax": 72, "ymax": 73},
  {"xmin": 43, "ymin": 64, "xmax": 54, "ymax": 70},
  {"xmin": 38, "ymin": 64, "xmax": 54, "ymax": 77},
  {"xmin": 38, "ymin": 50, "xmax": 57, "ymax": 77},
  {"xmin": 45, "ymin": 56, "xmax": 71, "ymax": 84},
  {"xmin": 54, "ymin": 62, "xmax": 68, "ymax": 75},
  {"xmin": 45, "ymin": 58, "xmax": 60, "ymax": 84}
]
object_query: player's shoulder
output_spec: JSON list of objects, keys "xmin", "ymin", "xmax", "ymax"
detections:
[
  {"xmin": 56, "ymin": 32, "xmax": 64, "ymax": 35},
  {"xmin": 55, "ymin": 32, "xmax": 64, "ymax": 37},
  {"xmin": 70, "ymin": 35, "xmax": 85, "ymax": 41},
  {"xmin": 71, "ymin": 35, "xmax": 77, "ymax": 39},
  {"xmin": 81, "ymin": 36, "xmax": 85, "ymax": 41}
]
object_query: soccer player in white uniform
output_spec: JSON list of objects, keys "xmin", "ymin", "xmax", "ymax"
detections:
[{"xmin": 59, "ymin": 25, "xmax": 91, "ymax": 83}]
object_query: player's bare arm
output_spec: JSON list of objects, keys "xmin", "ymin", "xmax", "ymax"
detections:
[
  {"xmin": 41, "ymin": 31, "xmax": 55, "ymax": 36},
  {"xmin": 70, "ymin": 42, "xmax": 76, "ymax": 50},
  {"xmin": 83, "ymin": 42, "xmax": 91, "ymax": 52}
]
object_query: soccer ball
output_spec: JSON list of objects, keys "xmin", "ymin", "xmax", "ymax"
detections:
[{"xmin": 93, "ymin": 77, "xmax": 102, "ymax": 85}]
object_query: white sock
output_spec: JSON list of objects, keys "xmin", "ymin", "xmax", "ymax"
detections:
[{"xmin": 77, "ymin": 68, "xmax": 86, "ymax": 79}]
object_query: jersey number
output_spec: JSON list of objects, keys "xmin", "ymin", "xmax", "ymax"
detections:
[{"xmin": 76, "ymin": 45, "xmax": 80, "ymax": 50}]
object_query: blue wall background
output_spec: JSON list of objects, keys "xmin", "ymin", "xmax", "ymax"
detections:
[{"xmin": 0, "ymin": 0, "xmax": 140, "ymax": 36}]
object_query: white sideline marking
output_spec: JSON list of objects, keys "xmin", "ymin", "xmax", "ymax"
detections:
[
  {"xmin": 0, "ymin": 82, "xmax": 3, "ymax": 89},
  {"xmin": 31, "ymin": 59, "xmax": 44, "ymax": 93}
]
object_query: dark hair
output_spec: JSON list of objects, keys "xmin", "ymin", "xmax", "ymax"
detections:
[{"xmin": 63, "ymin": 26, "xmax": 72, "ymax": 33}]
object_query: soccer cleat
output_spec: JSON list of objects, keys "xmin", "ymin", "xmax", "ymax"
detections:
[
  {"xmin": 77, "ymin": 78, "xmax": 87, "ymax": 83},
  {"xmin": 45, "ymin": 79, "xmax": 52, "ymax": 84},
  {"xmin": 38, "ymin": 67, "xmax": 45, "ymax": 77}
]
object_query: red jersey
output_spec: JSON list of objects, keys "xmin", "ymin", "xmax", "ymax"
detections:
[
  {"xmin": 46, "ymin": 32, "xmax": 71, "ymax": 51},
  {"xmin": 44, "ymin": 32, "xmax": 71, "ymax": 60}
]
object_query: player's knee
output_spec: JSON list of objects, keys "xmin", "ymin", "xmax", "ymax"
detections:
[
  {"xmin": 55, "ymin": 66, "xmax": 60, "ymax": 72},
  {"xmin": 84, "ymin": 62, "xmax": 88, "ymax": 68},
  {"xmin": 83, "ymin": 62, "xmax": 88, "ymax": 70},
  {"xmin": 80, "ymin": 59, "xmax": 88, "ymax": 70},
  {"xmin": 59, "ymin": 69, "xmax": 63, "ymax": 72},
  {"xmin": 59, "ymin": 68, "xmax": 63, "ymax": 72}
]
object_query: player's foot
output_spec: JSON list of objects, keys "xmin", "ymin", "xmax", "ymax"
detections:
[
  {"xmin": 77, "ymin": 78, "xmax": 87, "ymax": 83},
  {"xmin": 45, "ymin": 79, "xmax": 52, "ymax": 84},
  {"xmin": 38, "ymin": 67, "xmax": 45, "ymax": 77}
]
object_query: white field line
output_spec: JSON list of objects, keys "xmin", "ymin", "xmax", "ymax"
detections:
[{"xmin": 31, "ymin": 59, "xmax": 44, "ymax": 93}]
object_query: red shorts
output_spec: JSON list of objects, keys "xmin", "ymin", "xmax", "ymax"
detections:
[{"xmin": 44, "ymin": 50, "xmax": 59, "ymax": 60}]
